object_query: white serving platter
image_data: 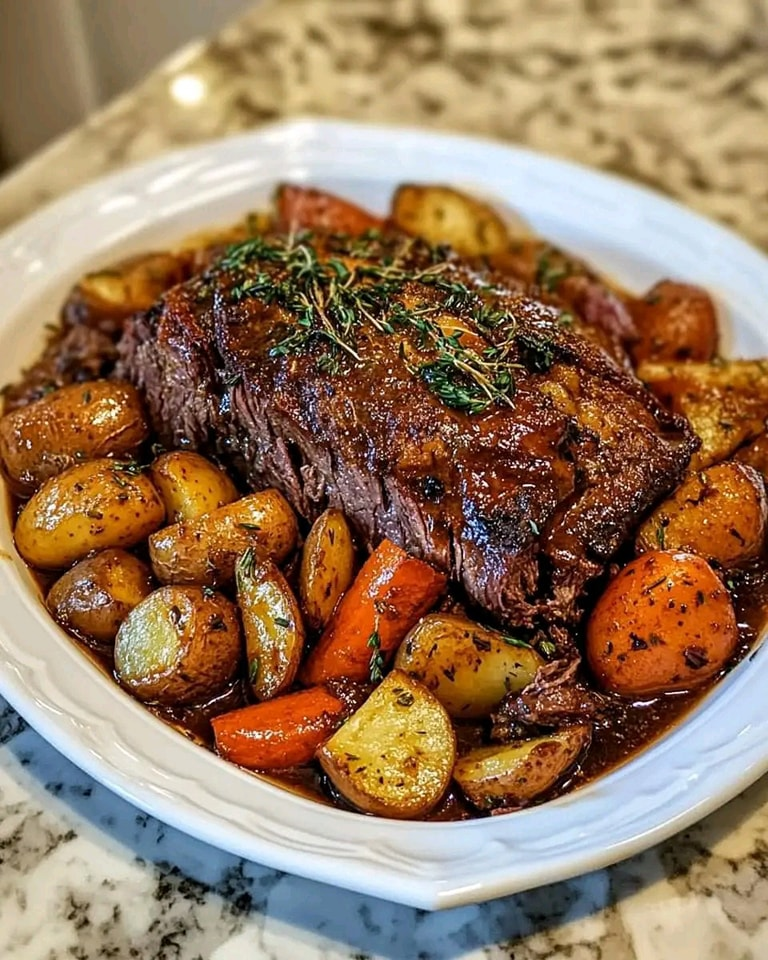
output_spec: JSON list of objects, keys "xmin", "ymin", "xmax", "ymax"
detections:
[{"xmin": 0, "ymin": 118, "xmax": 767, "ymax": 909}]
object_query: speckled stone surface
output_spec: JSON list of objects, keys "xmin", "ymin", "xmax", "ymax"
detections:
[{"xmin": 2, "ymin": 1, "xmax": 768, "ymax": 957}]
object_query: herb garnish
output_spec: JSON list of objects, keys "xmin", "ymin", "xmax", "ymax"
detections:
[
  {"xmin": 236, "ymin": 547, "xmax": 257, "ymax": 587},
  {"xmin": 502, "ymin": 635, "xmax": 533, "ymax": 650},
  {"xmin": 367, "ymin": 630, "xmax": 385, "ymax": 683},
  {"xmin": 538, "ymin": 639, "xmax": 557, "ymax": 658},
  {"xmin": 273, "ymin": 616, "xmax": 291, "ymax": 628},
  {"xmin": 249, "ymin": 657, "xmax": 260, "ymax": 684},
  {"xmin": 213, "ymin": 232, "xmax": 528, "ymax": 415}
]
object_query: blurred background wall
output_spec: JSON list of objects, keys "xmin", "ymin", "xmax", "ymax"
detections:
[{"xmin": 0, "ymin": 0, "xmax": 251, "ymax": 168}]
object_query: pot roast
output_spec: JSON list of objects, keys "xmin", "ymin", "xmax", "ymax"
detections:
[{"xmin": 117, "ymin": 229, "xmax": 697, "ymax": 631}]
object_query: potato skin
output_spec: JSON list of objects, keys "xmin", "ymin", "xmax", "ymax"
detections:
[
  {"xmin": 636, "ymin": 462, "xmax": 767, "ymax": 568},
  {"xmin": 237, "ymin": 553, "xmax": 305, "ymax": 701},
  {"xmin": 586, "ymin": 551, "xmax": 738, "ymax": 696},
  {"xmin": 454, "ymin": 725, "xmax": 590, "ymax": 811},
  {"xmin": 299, "ymin": 509, "xmax": 355, "ymax": 631},
  {"xmin": 150, "ymin": 451, "xmax": 238, "ymax": 523},
  {"xmin": 0, "ymin": 380, "xmax": 149, "ymax": 496},
  {"xmin": 14, "ymin": 459, "xmax": 165, "ymax": 570},
  {"xmin": 638, "ymin": 359, "xmax": 768, "ymax": 469},
  {"xmin": 62, "ymin": 252, "xmax": 188, "ymax": 336},
  {"xmin": 47, "ymin": 548, "xmax": 153, "ymax": 645},
  {"xmin": 734, "ymin": 433, "xmax": 768, "ymax": 481},
  {"xmin": 148, "ymin": 489, "xmax": 298, "ymax": 586},
  {"xmin": 393, "ymin": 613, "xmax": 543, "ymax": 718},
  {"xmin": 629, "ymin": 280, "xmax": 718, "ymax": 365},
  {"xmin": 316, "ymin": 670, "xmax": 456, "ymax": 819},
  {"xmin": 114, "ymin": 586, "xmax": 241, "ymax": 704},
  {"xmin": 390, "ymin": 184, "xmax": 510, "ymax": 256}
]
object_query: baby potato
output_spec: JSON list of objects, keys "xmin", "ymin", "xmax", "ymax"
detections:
[
  {"xmin": 236, "ymin": 551, "xmax": 305, "ymax": 700},
  {"xmin": 636, "ymin": 462, "xmax": 767, "ymax": 568},
  {"xmin": 454, "ymin": 725, "xmax": 590, "ymax": 811},
  {"xmin": 47, "ymin": 548, "xmax": 153, "ymax": 646},
  {"xmin": 586, "ymin": 551, "xmax": 738, "ymax": 697},
  {"xmin": 317, "ymin": 670, "xmax": 456, "ymax": 819},
  {"xmin": 149, "ymin": 489, "xmax": 298, "ymax": 586},
  {"xmin": 14, "ymin": 459, "xmax": 165, "ymax": 570},
  {"xmin": 390, "ymin": 184, "xmax": 510, "ymax": 256},
  {"xmin": 734, "ymin": 433, "xmax": 768, "ymax": 481},
  {"xmin": 150, "ymin": 451, "xmax": 238, "ymax": 523},
  {"xmin": 62, "ymin": 252, "xmax": 188, "ymax": 335},
  {"xmin": 0, "ymin": 380, "xmax": 149, "ymax": 496},
  {"xmin": 299, "ymin": 509, "xmax": 356, "ymax": 631},
  {"xmin": 638, "ymin": 359, "xmax": 768, "ymax": 469},
  {"xmin": 115, "ymin": 586, "xmax": 241, "ymax": 704},
  {"xmin": 630, "ymin": 280, "xmax": 718, "ymax": 365},
  {"xmin": 394, "ymin": 614, "xmax": 543, "ymax": 718}
]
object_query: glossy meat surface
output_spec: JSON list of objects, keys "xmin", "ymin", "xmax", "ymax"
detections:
[{"xmin": 118, "ymin": 231, "xmax": 697, "ymax": 632}]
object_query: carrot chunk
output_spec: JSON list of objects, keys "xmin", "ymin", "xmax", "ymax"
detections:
[
  {"xmin": 275, "ymin": 184, "xmax": 383, "ymax": 235},
  {"xmin": 301, "ymin": 538, "xmax": 447, "ymax": 685},
  {"xmin": 212, "ymin": 686, "xmax": 346, "ymax": 769}
]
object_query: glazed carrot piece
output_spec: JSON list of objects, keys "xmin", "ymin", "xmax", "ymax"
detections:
[
  {"xmin": 275, "ymin": 184, "xmax": 383, "ymax": 235},
  {"xmin": 301, "ymin": 539, "xmax": 447, "ymax": 686},
  {"xmin": 212, "ymin": 686, "xmax": 346, "ymax": 769}
]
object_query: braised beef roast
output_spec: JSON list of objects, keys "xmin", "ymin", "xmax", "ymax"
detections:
[{"xmin": 117, "ymin": 230, "xmax": 697, "ymax": 631}]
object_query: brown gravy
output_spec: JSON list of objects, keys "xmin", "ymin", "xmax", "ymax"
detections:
[{"xmin": 8, "ymin": 486, "xmax": 768, "ymax": 821}]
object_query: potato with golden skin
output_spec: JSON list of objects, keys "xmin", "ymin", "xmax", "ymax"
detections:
[
  {"xmin": 629, "ymin": 280, "xmax": 719, "ymax": 365},
  {"xmin": 454, "ymin": 726, "xmax": 591, "ymax": 811},
  {"xmin": 586, "ymin": 551, "xmax": 738, "ymax": 697},
  {"xmin": 148, "ymin": 489, "xmax": 298, "ymax": 586},
  {"xmin": 317, "ymin": 670, "xmax": 456, "ymax": 819},
  {"xmin": 47, "ymin": 548, "xmax": 154, "ymax": 646},
  {"xmin": 638, "ymin": 359, "xmax": 768, "ymax": 469},
  {"xmin": 299, "ymin": 509, "xmax": 356, "ymax": 631},
  {"xmin": 150, "ymin": 451, "xmax": 238, "ymax": 523},
  {"xmin": 393, "ymin": 613, "xmax": 543, "ymax": 718},
  {"xmin": 636, "ymin": 462, "xmax": 767, "ymax": 568},
  {"xmin": 734, "ymin": 433, "xmax": 768, "ymax": 482},
  {"xmin": 237, "ymin": 552, "xmax": 305, "ymax": 701},
  {"xmin": 390, "ymin": 184, "xmax": 511, "ymax": 256},
  {"xmin": 62, "ymin": 252, "xmax": 188, "ymax": 336},
  {"xmin": 14, "ymin": 459, "xmax": 165, "ymax": 570},
  {"xmin": 115, "ymin": 586, "xmax": 241, "ymax": 704},
  {"xmin": 0, "ymin": 380, "xmax": 148, "ymax": 496}
]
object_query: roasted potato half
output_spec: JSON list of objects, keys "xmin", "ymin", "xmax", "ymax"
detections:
[
  {"xmin": 636, "ymin": 462, "xmax": 767, "ymax": 568},
  {"xmin": 0, "ymin": 380, "xmax": 149, "ymax": 496},
  {"xmin": 733, "ymin": 433, "xmax": 768, "ymax": 481},
  {"xmin": 638, "ymin": 359, "xmax": 768, "ymax": 469},
  {"xmin": 299, "ymin": 509, "xmax": 356, "ymax": 631},
  {"xmin": 586, "ymin": 551, "xmax": 738, "ymax": 696},
  {"xmin": 629, "ymin": 280, "xmax": 719, "ymax": 364},
  {"xmin": 14, "ymin": 459, "xmax": 165, "ymax": 570},
  {"xmin": 148, "ymin": 489, "xmax": 298, "ymax": 586},
  {"xmin": 393, "ymin": 614, "xmax": 543, "ymax": 718},
  {"xmin": 115, "ymin": 586, "xmax": 241, "ymax": 705},
  {"xmin": 237, "ymin": 551, "xmax": 305, "ymax": 701},
  {"xmin": 317, "ymin": 670, "xmax": 456, "ymax": 819},
  {"xmin": 150, "ymin": 451, "xmax": 238, "ymax": 523},
  {"xmin": 454, "ymin": 726, "xmax": 590, "ymax": 811},
  {"xmin": 62, "ymin": 252, "xmax": 188, "ymax": 335},
  {"xmin": 47, "ymin": 548, "xmax": 153, "ymax": 646},
  {"xmin": 391, "ymin": 184, "xmax": 511, "ymax": 256}
]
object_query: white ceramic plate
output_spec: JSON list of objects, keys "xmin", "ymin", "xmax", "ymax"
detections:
[{"xmin": 1, "ymin": 118, "xmax": 767, "ymax": 911}]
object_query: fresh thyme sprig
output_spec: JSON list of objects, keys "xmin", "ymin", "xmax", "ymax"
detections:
[{"xmin": 211, "ymin": 231, "xmax": 552, "ymax": 414}]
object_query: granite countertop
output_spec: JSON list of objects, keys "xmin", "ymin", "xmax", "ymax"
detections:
[{"xmin": 2, "ymin": 1, "xmax": 768, "ymax": 957}]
